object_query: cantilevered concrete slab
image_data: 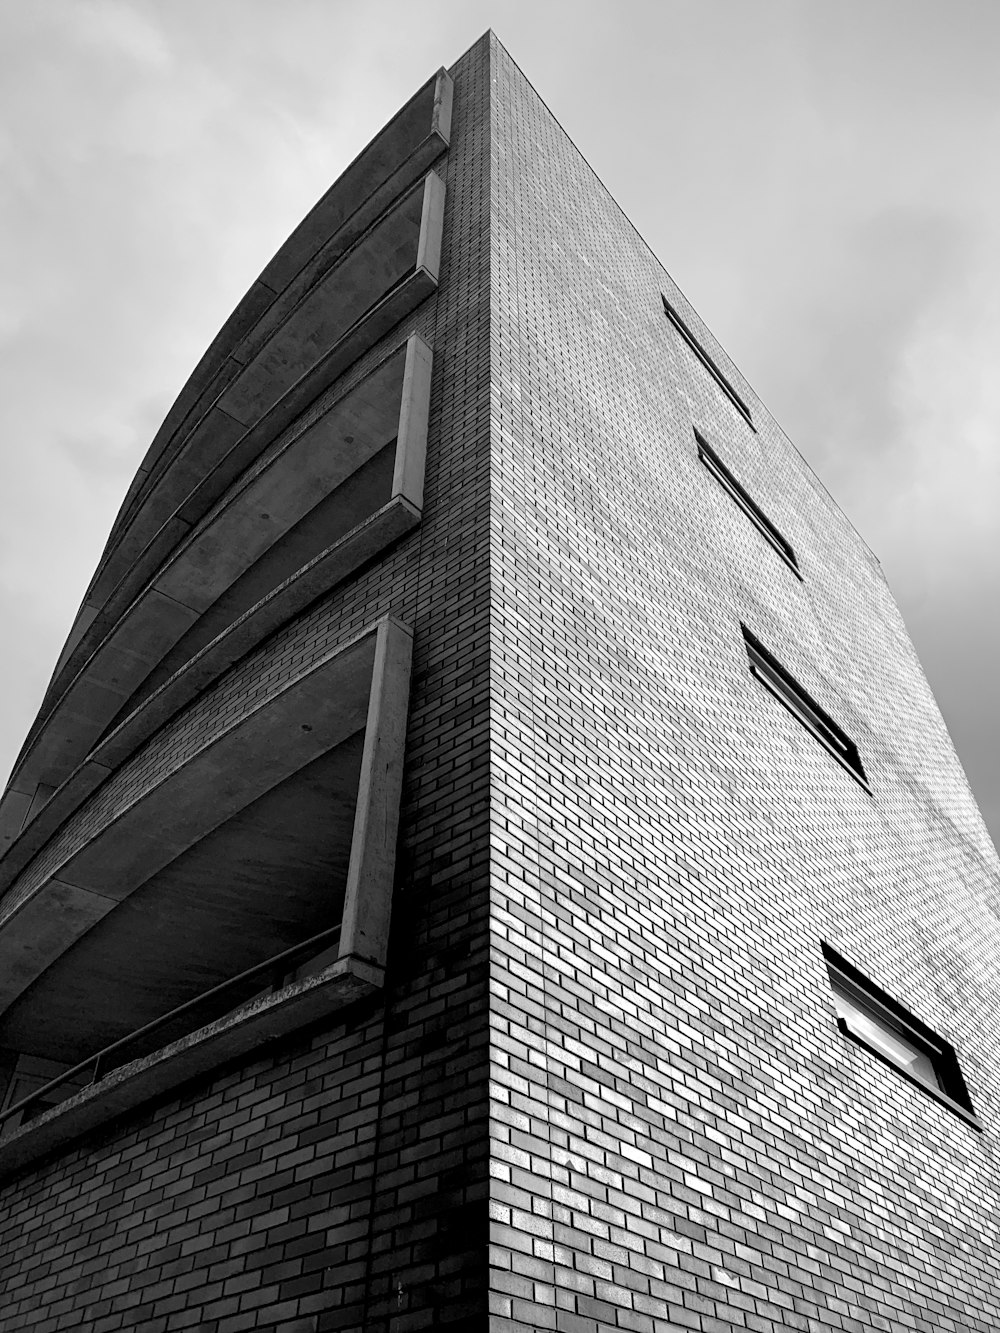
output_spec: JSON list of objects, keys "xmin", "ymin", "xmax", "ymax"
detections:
[
  {"xmin": 0, "ymin": 500, "xmax": 420, "ymax": 891},
  {"xmin": 0, "ymin": 338, "xmax": 431, "ymax": 853},
  {"xmin": 0, "ymin": 739, "xmax": 366, "ymax": 1064},
  {"xmin": 36, "ymin": 144, "xmax": 445, "ymax": 728},
  {"xmin": 0, "ymin": 617, "xmax": 413, "ymax": 1017},
  {"xmin": 76, "ymin": 170, "xmax": 444, "ymax": 632},
  {"xmin": 105, "ymin": 67, "xmax": 451, "ymax": 554}
]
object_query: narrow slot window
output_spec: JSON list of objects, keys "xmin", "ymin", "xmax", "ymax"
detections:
[
  {"xmin": 742, "ymin": 628, "xmax": 868, "ymax": 788},
  {"xmin": 662, "ymin": 295, "xmax": 754, "ymax": 428},
  {"xmin": 696, "ymin": 430, "xmax": 800, "ymax": 576},
  {"xmin": 822, "ymin": 943, "xmax": 980, "ymax": 1127}
]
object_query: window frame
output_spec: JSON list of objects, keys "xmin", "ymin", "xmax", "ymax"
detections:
[
  {"xmin": 742, "ymin": 628, "xmax": 869, "ymax": 790},
  {"xmin": 696, "ymin": 429, "xmax": 801, "ymax": 577},
  {"xmin": 662, "ymin": 295, "xmax": 754, "ymax": 429},
  {"xmin": 822, "ymin": 943, "xmax": 981, "ymax": 1129}
]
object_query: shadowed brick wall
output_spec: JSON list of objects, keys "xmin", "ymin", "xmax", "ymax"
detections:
[
  {"xmin": 0, "ymin": 34, "xmax": 490, "ymax": 1333},
  {"xmin": 487, "ymin": 34, "xmax": 1000, "ymax": 1333}
]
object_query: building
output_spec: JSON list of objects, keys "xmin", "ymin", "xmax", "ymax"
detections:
[{"xmin": 2, "ymin": 29, "xmax": 1000, "ymax": 1333}]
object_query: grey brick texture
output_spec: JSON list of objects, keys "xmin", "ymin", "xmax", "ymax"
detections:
[
  {"xmin": 3, "ymin": 29, "xmax": 1000, "ymax": 1333},
  {"xmin": 488, "ymin": 33, "xmax": 1000, "ymax": 1333}
]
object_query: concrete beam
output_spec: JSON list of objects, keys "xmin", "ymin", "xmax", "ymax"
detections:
[
  {"xmin": 393, "ymin": 332, "xmax": 434, "ymax": 508},
  {"xmin": 339, "ymin": 618, "xmax": 414, "ymax": 967},
  {"xmin": 416, "ymin": 169, "xmax": 446, "ymax": 283}
]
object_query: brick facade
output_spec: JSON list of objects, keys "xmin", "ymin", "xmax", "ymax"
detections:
[
  {"xmin": 2, "ymin": 30, "xmax": 999, "ymax": 1333},
  {"xmin": 488, "ymin": 34, "xmax": 1000, "ymax": 1333}
]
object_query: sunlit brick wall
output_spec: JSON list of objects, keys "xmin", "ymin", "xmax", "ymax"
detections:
[{"xmin": 487, "ymin": 33, "xmax": 1000, "ymax": 1333}]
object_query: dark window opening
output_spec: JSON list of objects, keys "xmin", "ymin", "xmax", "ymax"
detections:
[
  {"xmin": 662, "ymin": 295, "xmax": 754, "ymax": 428},
  {"xmin": 822, "ymin": 943, "xmax": 980, "ymax": 1128},
  {"xmin": 742, "ymin": 628, "xmax": 868, "ymax": 789},
  {"xmin": 696, "ymin": 430, "xmax": 800, "ymax": 576}
]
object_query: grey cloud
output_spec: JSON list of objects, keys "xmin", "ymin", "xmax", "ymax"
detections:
[
  {"xmin": 752, "ymin": 208, "xmax": 970, "ymax": 489},
  {"xmin": 904, "ymin": 578, "xmax": 1000, "ymax": 846}
]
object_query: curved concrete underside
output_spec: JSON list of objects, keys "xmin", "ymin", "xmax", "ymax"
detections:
[
  {"xmin": 108, "ymin": 68, "xmax": 451, "ymax": 560},
  {"xmin": 0, "ymin": 617, "xmax": 413, "ymax": 1044},
  {"xmin": 0, "ymin": 335, "xmax": 431, "ymax": 856},
  {"xmin": 0, "ymin": 739, "xmax": 365, "ymax": 1065},
  {"xmin": 0, "ymin": 496, "xmax": 420, "ymax": 893},
  {"xmin": 14, "ymin": 169, "xmax": 441, "ymax": 774}
]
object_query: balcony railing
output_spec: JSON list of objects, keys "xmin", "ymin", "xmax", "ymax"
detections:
[{"xmin": 0, "ymin": 922, "xmax": 343, "ymax": 1134}]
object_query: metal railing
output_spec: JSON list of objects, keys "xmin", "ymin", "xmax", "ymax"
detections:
[{"xmin": 0, "ymin": 922, "xmax": 344, "ymax": 1132}]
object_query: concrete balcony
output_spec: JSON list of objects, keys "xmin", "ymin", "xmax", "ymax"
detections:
[
  {"xmin": 0, "ymin": 335, "xmax": 431, "ymax": 860},
  {"xmin": 35, "ymin": 165, "xmax": 444, "ymax": 724},
  {"xmin": 0, "ymin": 616, "xmax": 412, "ymax": 1172},
  {"xmin": 107, "ymin": 67, "xmax": 451, "ymax": 561}
]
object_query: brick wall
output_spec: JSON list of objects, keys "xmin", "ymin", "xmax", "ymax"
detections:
[
  {"xmin": 0, "ymin": 34, "xmax": 491, "ymax": 1333},
  {"xmin": 487, "ymin": 34, "xmax": 1000, "ymax": 1333}
]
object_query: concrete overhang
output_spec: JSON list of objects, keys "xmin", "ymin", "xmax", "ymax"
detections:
[
  {"xmin": 0, "ymin": 616, "xmax": 413, "ymax": 1019},
  {"xmin": 109, "ymin": 67, "xmax": 451, "ymax": 549},
  {"xmin": 39, "ymin": 167, "xmax": 445, "ymax": 715},
  {"xmin": 91, "ymin": 67, "xmax": 451, "ymax": 602},
  {"xmin": 0, "ymin": 336, "xmax": 431, "ymax": 856}
]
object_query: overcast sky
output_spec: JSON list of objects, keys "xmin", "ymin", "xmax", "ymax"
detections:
[{"xmin": 2, "ymin": 0, "xmax": 999, "ymax": 846}]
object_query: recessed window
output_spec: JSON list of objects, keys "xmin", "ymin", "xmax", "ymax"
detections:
[
  {"xmin": 696, "ymin": 430, "xmax": 800, "ymax": 576},
  {"xmin": 662, "ymin": 295, "xmax": 754, "ymax": 429},
  {"xmin": 742, "ymin": 628, "xmax": 868, "ymax": 789},
  {"xmin": 822, "ymin": 943, "xmax": 980, "ymax": 1127}
]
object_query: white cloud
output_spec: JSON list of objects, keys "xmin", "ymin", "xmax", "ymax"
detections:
[{"xmin": 67, "ymin": 0, "xmax": 173, "ymax": 68}]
